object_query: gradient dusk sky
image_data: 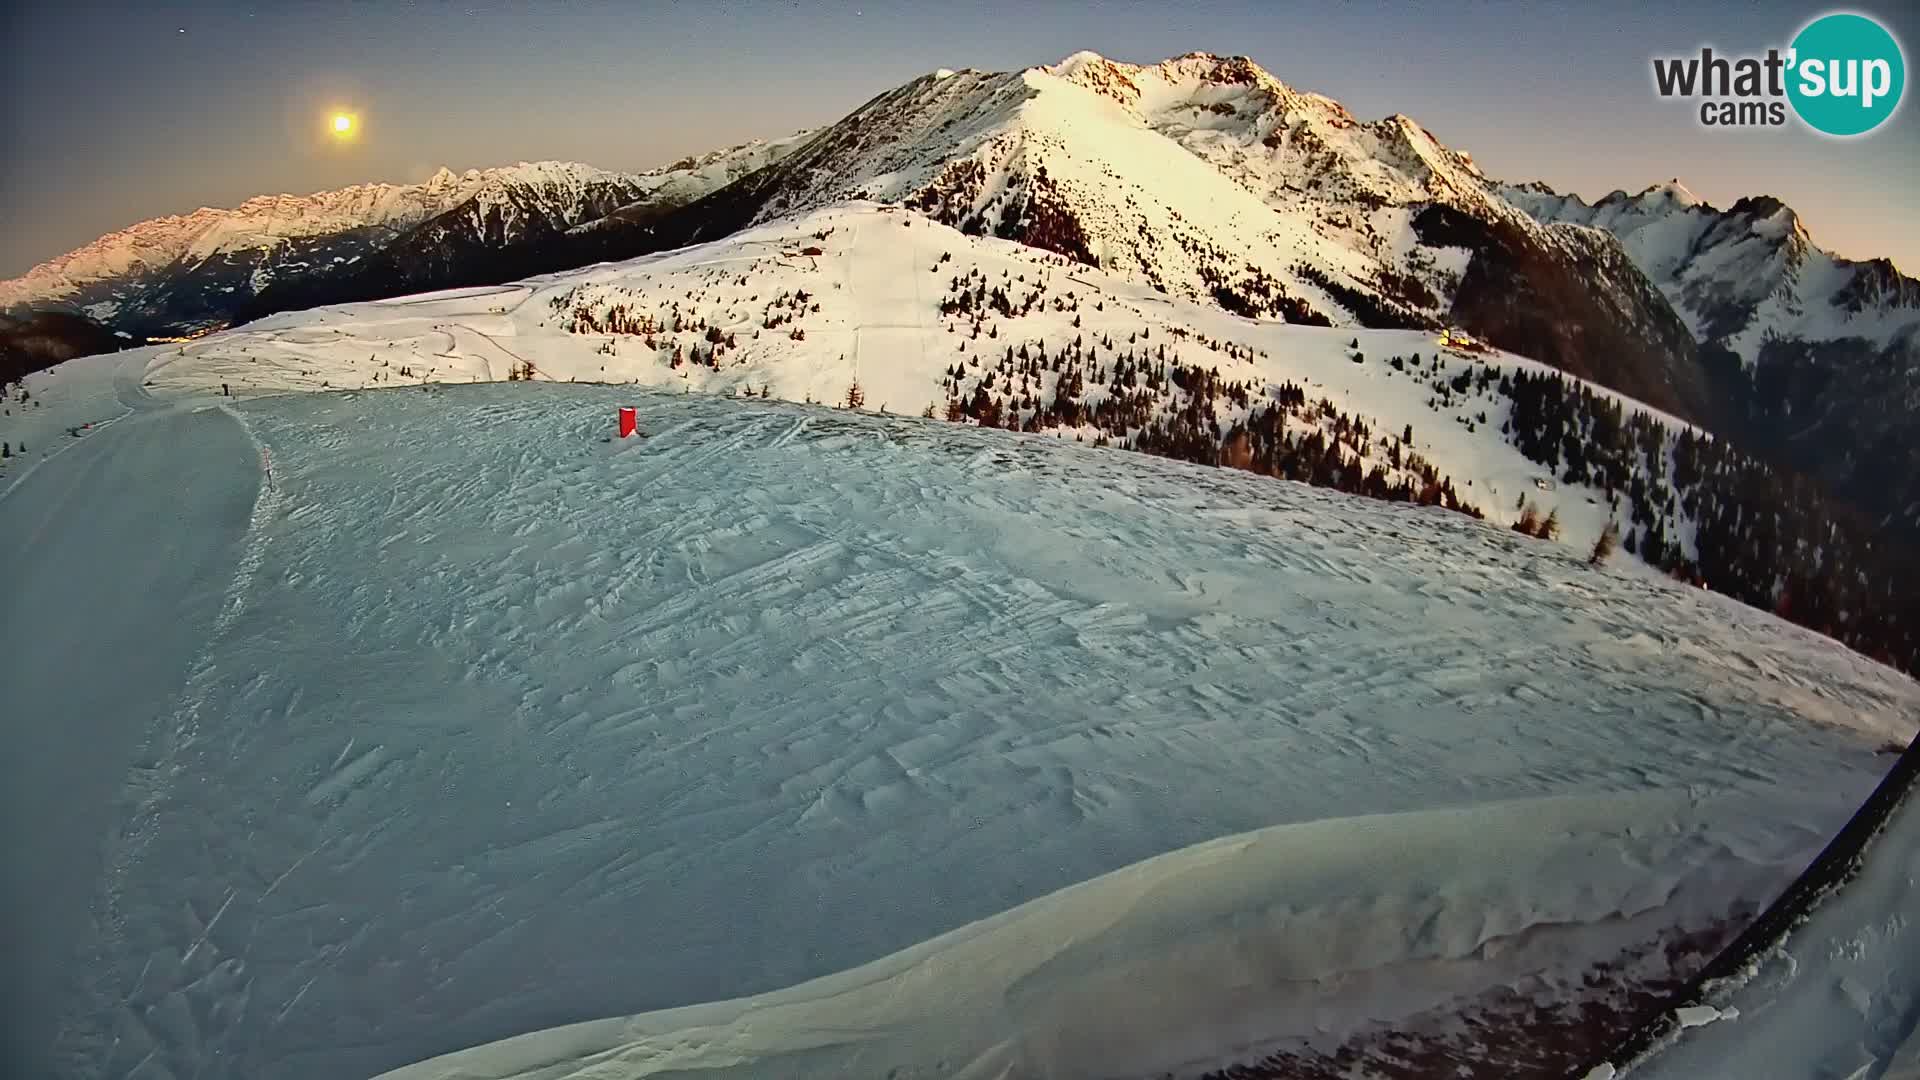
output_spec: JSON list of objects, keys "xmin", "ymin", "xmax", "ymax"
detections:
[{"xmin": 2, "ymin": 0, "xmax": 1916, "ymax": 278}]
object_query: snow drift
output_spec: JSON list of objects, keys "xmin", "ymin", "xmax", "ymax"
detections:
[
  {"xmin": 373, "ymin": 789, "xmax": 1836, "ymax": 1080},
  {"xmin": 1602, "ymin": 737, "xmax": 1920, "ymax": 1080}
]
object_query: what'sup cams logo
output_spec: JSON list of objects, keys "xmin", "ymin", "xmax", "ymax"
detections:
[{"xmin": 1652, "ymin": 11, "xmax": 1906, "ymax": 135}]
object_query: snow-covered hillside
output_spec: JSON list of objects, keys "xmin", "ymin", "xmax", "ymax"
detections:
[
  {"xmin": 371, "ymin": 793, "xmax": 1870, "ymax": 1080},
  {"xmin": 143, "ymin": 204, "xmax": 1708, "ymax": 557},
  {"xmin": 36, "ymin": 198, "xmax": 1918, "ymax": 675},
  {"xmin": 611, "ymin": 51, "xmax": 1699, "ymax": 422},
  {"xmin": 12, "ymin": 344, "xmax": 1913, "ymax": 1078}
]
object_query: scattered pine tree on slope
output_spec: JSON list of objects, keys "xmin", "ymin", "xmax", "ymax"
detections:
[
  {"xmin": 937, "ymin": 329, "xmax": 1479, "ymax": 519},
  {"xmin": 1589, "ymin": 520, "xmax": 1620, "ymax": 566},
  {"xmin": 1501, "ymin": 367, "xmax": 1919, "ymax": 676},
  {"xmin": 537, "ymin": 227, "xmax": 1909, "ymax": 677}
]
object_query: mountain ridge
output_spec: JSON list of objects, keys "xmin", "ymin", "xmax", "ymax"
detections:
[
  {"xmin": 0, "ymin": 147, "xmax": 809, "ymax": 339},
  {"xmin": 495, "ymin": 50, "xmax": 1711, "ymax": 422},
  {"xmin": 1504, "ymin": 175, "xmax": 1920, "ymax": 539},
  {"xmin": 2, "ymin": 162, "xmax": 591, "ymax": 307},
  {"xmin": 8, "ymin": 50, "xmax": 1915, "ymax": 541},
  {"xmin": 15, "ymin": 53, "xmax": 1908, "ymax": 371},
  {"xmin": 1504, "ymin": 177, "xmax": 1920, "ymax": 359}
]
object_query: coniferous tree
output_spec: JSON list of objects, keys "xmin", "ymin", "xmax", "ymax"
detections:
[
  {"xmin": 1589, "ymin": 520, "xmax": 1620, "ymax": 566},
  {"xmin": 1514, "ymin": 501, "xmax": 1542, "ymax": 537}
]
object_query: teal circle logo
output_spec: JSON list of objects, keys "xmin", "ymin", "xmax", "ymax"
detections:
[{"xmin": 1787, "ymin": 12, "xmax": 1905, "ymax": 136}]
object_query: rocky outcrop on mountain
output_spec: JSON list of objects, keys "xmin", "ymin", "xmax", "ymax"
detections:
[{"xmin": 1410, "ymin": 204, "xmax": 1706, "ymax": 416}]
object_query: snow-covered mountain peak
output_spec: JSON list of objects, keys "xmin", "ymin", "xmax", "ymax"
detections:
[
  {"xmin": 1031, "ymin": 51, "xmax": 1494, "ymax": 215},
  {"xmin": 1726, "ymin": 194, "xmax": 1808, "ymax": 243},
  {"xmin": 1045, "ymin": 48, "xmax": 1115, "ymax": 77},
  {"xmin": 1067, "ymin": 50, "xmax": 1291, "ymax": 90},
  {"xmin": 451, "ymin": 160, "xmax": 626, "ymax": 199},
  {"xmin": 1642, "ymin": 178, "xmax": 1703, "ymax": 209},
  {"xmin": 1039, "ymin": 50, "xmax": 1146, "ymax": 107},
  {"xmin": 1509, "ymin": 178, "xmax": 1916, "ymax": 363},
  {"xmin": 1041, "ymin": 50, "xmax": 1308, "ymax": 119},
  {"xmin": 581, "ymin": 48, "xmax": 1697, "ymax": 420},
  {"xmin": 1577, "ymin": 180, "xmax": 1709, "ymax": 220},
  {"xmin": 865, "ymin": 48, "xmax": 1501, "ymax": 234}
]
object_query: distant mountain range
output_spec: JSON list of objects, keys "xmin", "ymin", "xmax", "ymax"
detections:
[
  {"xmin": 0, "ymin": 144, "xmax": 808, "ymax": 342},
  {"xmin": 1505, "ymin": 180, "xmax": 1920, "ymax": 538},
  {"xmin": 4, "ymin": 51, "xmax": 1915, "ymax": 538}
]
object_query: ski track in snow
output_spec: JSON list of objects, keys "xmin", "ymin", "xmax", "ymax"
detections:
[
  {"xmin": 0, "ymin": 370, "xmax": 260, "ymax": 1078},
  {"xmin": 25, "ymin": 376, "xmax": 1914, "ymax": 1080}
]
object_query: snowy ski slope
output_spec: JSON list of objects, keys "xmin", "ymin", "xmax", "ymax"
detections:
[
  {"xmin": 136, "ymin": 203, "xmax": 1693, "ymax": 557},
  {"xmin": 7, "ymin": 343, "xmax": 1910, "ymax": 1077},
  {"xmin": 0, "ymin": 367, "xmax": 261, "ymax": 1076},
  {"xmin": 3, "ymin": 202, "xmax": 1916, "ymax": 1078}
]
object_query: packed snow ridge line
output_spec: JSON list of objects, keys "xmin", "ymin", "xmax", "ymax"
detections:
[{"xmin": 372, "ymin": 791, "xmax": 1831, "ymax": 1080}]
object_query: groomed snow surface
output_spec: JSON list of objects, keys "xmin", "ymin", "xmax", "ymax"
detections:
[
  {"xmin": 3, "ymin": 208, "xmax": 1915, "ymax": 1078},
  {"xmin": 3, "ymin": 356, "xmax": 1910, "ymax": 1078},
  {"xmin": 1, "ymin": 367, "xmax": 261, "ymax": 1077}
]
